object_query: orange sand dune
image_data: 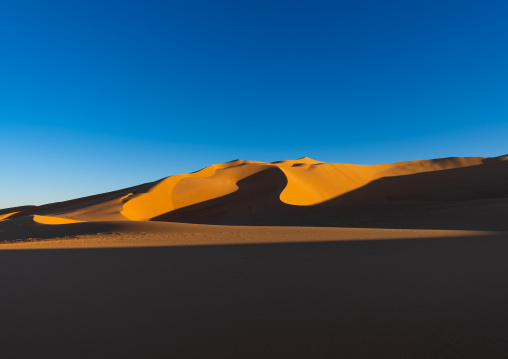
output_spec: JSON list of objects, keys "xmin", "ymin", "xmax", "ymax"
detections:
[
  {"xmin": 278, "ymin": 156, "xmax": 487, "ymax": 205},
  {"xmin": 122, "ymin": 159, "xmax": 271, "ymax": 220},
  {"xmin": 1, "ymin": 155, "xmax": 508, "ymax": 231}
]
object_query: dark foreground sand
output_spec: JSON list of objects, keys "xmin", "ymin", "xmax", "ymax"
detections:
[{"xmin": 2, "ymin": 229, "xmax": 508, "ymax": 358}]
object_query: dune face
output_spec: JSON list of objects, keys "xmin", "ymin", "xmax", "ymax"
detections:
[
  {"xmin": 276, "ymin": 157, "xmax": 486, "ymax": 205},
  {"xmin": 121, "ymin": 160, "xmax": 273, "ymax": 220},
  {"xmin": 1, "ymin": 155, "xmax": 508, "ymax": 230}
]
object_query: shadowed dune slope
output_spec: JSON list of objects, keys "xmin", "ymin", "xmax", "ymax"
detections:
[{"xmin": 1, "ymin": 155, "xmax": 508, "ymax": 230}]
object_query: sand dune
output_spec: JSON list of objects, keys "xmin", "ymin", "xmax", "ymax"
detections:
[
  {"xmin": 122, "ymin": 160, "xmax": 272, "ymax": 220},
  {"xmin": 1, "ymin": 155, "xmax": 507, "ymax": 233}
]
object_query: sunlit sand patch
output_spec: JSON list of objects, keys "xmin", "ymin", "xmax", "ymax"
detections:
[
  {"xmin": 33, "ymin": 215, "xmax": 84, "ymax": 225},
  {"xmin": 0, "ymin": 212, "xmax": 19, "ymax": 221}
]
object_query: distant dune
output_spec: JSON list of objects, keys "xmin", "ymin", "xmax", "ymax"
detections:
[{"xmin": 1, "ymin": 155, "xmax": 508, "ymax": 240}]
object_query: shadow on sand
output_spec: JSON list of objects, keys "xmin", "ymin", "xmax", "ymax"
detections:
[{"xmin": 1, "ymin": 233, "xmax": 508, "ymax": 358}]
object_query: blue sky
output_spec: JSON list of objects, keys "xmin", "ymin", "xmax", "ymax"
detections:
[{"xmin": 1, "ymin": 0, "xmax": 508, "ymax": 207}]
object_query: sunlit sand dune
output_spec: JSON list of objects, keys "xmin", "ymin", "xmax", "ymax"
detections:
[
  {"xmin": 121, "ymin": 160, "xmax": 270, "ymax": 220},
  {"xmin": 1, "ymin": 155, "xmax": 507, "ymax": 231},
  {"xmin": 278, "ymin": 156, "xmax": 487, "ymax": 205}
]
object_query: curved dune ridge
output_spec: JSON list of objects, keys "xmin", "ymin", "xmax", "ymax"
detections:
[
  {"xmin": 121, "ymin": 159, "xmax": 271, "ymax": 220},
  {"xmin": 2, "ymin": 155, "xmax": 508, "ymax": 228}
]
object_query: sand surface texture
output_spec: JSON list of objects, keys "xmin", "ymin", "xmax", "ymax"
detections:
[{"xmin": 1, "ymin": 155, "xmax": 508, "ymax": 358}]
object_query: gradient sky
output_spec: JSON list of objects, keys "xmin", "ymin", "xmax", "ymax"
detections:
[{"xmin": 2, "ymin": 0, "xmax": 508, "ymax": 208}]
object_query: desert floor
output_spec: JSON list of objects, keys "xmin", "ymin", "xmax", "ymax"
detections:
[{"xmin": 1, "ymin": 225, "xmax": 508, "ymax": 358}]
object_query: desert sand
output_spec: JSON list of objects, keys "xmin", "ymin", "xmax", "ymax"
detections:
[{"xmin": 1, "ymin": 155, "xmax": 508, "ymax": 358}]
